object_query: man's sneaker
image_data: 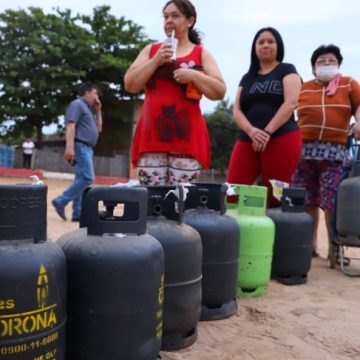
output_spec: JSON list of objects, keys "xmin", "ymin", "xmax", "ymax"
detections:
[{"xmin": 52, "ymin": 199, "xmax": 67, "ymax": 220}]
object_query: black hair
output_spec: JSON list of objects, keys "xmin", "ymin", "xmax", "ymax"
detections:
[
  {"xmin": 79, "ymin": 82, "xmax": 97, "ymax": 96},
  {"xmin": 310, "ymin": 44, "xmax": 343, "ymax": 66},
  {"xmin": 163, "ymin": 0, "xmax": 202, "ymax": 45},
  {"xmin": 248, "ymin": 27, "xmax": 285, "ymax": 75}
]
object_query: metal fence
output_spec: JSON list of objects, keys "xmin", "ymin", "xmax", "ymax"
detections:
[{"xmin": 12, "ymin": 147, "xmax": 129, "ymax": 178}]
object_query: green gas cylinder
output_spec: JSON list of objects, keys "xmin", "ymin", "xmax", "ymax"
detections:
[{"xmin": 228, "ymin": 185, "xmax": 275, "ymax": 298}]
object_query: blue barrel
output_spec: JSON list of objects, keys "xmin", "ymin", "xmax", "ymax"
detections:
[{"xmin": 0, "ymin": 145, "xmax": 14, "ymax": 167}]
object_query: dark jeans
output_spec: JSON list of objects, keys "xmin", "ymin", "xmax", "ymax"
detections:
[{"xmin": 23, "ymin": 154, "xmax": 32, "ymax": 169}]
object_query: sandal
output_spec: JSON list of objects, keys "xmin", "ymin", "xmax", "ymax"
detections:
[{"xmin": 312, "ymin": 250, "xmax": 319, "ymax": 258}]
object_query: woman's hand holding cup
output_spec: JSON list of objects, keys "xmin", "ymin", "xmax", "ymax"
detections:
[{"xmin": 156, "ymin": 43, "xmax": 175, "ymax": 65}]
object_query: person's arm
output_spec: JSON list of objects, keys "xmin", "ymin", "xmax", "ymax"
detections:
[
  {"xmin": 96, "ymin": 111, "xmax": 103, "ymax": 133},
  {"xmin": 264, "ymin": 73, "xmax": 301, "ymax": 134},
  {"xmin": 173, "ymin": 48, "xmax": 226, "ymax": 100},
  {"xmin": 352, "ymin": 106, "xmax": 360, "ymax": 140},
  {"xmin": 64, "ymin": 122, "xmax": 75, "ymax": 164},
  {"xmin": 93, "ymin": 96, "xmax": 103, "ymax": 133},
  {"xmin": 124, "ymin": 43, "xmax": 174, "ymax": 94},
  {"xmin": 349, "ymin": 78, "xmax": 360, "ymax": 140},
  {"xmin": 232, "ymin": 86, "xmax": 270, "ymax": 146}
]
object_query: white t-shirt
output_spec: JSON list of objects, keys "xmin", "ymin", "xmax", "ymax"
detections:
[{"xmin": 22, "ymin": 141, "xmax": 35, "ymax": 155}]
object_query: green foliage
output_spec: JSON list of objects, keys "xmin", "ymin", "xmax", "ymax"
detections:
[
  {"xmin": 205, "ymin": 99, "xmax": 238, "ymax": 175},
  {"xmin": 0, "ymin": 125, "xmax": 36, "ymax": 146},
  {"xmin": 80, "ymin": 6, "xmax": 151, "ymax": 155},
  {"xmin": 81, "ymin": 6, "xmax": 151, "ymax": 99},
  {"xmin": 0, "ymin": 6, "xmax": 151, "ymax": 147}
]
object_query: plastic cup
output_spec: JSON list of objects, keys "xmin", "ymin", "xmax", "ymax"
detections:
[{"xmin": 163, "ymin": 36, "xmax": 178, "ymax": 61}]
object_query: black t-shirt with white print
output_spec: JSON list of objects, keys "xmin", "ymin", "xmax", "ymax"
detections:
[{"xmin": 238, "ymin": 62, "xmax": 299, "ymax": 141}]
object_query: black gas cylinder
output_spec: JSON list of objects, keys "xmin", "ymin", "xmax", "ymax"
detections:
[
  {"xmin": 146, "ymin": 185, "xmax": 202, "ymax": 351},
  {"xmin": 184, "ymin": 183, "xmax": 240, "ymax": 320},
  {"xmin": 0, "ymin": 183, "xmax": 47, "ymax": 241},
  {"xmin": 337, "ymin": 176, "xmax": 360, "ymax": 238},
  {"xmin": 267, "ymin": 188, "xmax": 314, "ymax": 285},
  {"xmin": 0, "ymin": 184, "xmax": 67, "ymax": 360},
  {"xmin": 58, "ymin": 187, "xmax": 164, "ymax": 360}
]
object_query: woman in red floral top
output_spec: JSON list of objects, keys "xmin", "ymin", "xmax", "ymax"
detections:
[{"xmin": 125, "ymin": 0, "xmax": 225, "ymax": 185}]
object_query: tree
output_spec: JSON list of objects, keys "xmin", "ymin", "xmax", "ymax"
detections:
[
  {"xmin": 0, "ymin": 7, "xmax": 95, "ymax": 145},
  {"xmin": 81, "ymin": 6, "xmax": 150, "ymax": 99},
  {"xmin": 205, "ymin": 99, "xmax": 238, "ymax": 175},
  {"xmin": 0, "ymin": 6, "xmax": 150, "ymax": 148},
  {"xmin": 80, "ymin": 6, "xmax": 151, "ymax": 156}
]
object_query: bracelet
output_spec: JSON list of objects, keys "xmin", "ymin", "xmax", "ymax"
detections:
[{"xmin": 264, "ymin": 130, "xmax": 272, "ymax": 136}]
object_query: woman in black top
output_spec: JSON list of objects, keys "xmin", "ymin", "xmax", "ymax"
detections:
[{"xmin": 227, "ymin": 27, "xmax": 302, "ymax": 206}]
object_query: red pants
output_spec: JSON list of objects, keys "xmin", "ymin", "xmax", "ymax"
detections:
[{"xmin": 226, "ymin": 131, "xmax": 302, "ymax": 206}]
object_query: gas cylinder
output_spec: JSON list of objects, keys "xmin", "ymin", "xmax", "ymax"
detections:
[
  {"xmin": 337, "ymin": 152, "xmax": 360, "ymax": 239},
  {"xmin": 267, "ymin": 188, "xmax": 314, "ymax": 285},
  {"xmin": 333, "ymin": 147, "xmax": 360, "ymax": 272},
  {"xmin": 0, "ymin": 184, "xmax": 67, "ymax": 360},
  {"xmin": 229, "ymin": 185, "xmax": 275, "ymax": 298},
  {"xmin": 146, "ymin": 185, "xmax": 202, "ymax": 351},
  {"xmin": 58, "ymin": 187, "xmax": 164, "ymax": 360},
  {"xmin": 184, "ymin": 183, "xmax": 239, "ymax": 320}
]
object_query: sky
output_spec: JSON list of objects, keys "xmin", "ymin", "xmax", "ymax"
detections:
[{"xmin": 1, "ymin": 0, "xmax": 360, "ymax": 114}]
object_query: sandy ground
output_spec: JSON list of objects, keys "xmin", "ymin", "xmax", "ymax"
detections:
[{"xmin": 2, "ymin": 176, "xmax": 360, "ymax": 360}]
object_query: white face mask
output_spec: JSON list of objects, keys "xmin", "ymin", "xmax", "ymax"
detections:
[{"xmin": 315, "ymin": 65, "xmax": 339, "ymax": 82}]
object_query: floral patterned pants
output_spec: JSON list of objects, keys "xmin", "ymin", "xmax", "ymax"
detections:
[
  {"xmin": 137, "ymin": 152, "xmax": 202, "ymax": 185},
  {"xmin": 291, "ymin": 159, "xmax": 344, "ymax": 213}
]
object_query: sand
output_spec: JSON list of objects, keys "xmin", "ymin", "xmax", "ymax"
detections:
[{"xmin": 2, "ymin": 176, "xmax": 360, "ymax": 360}]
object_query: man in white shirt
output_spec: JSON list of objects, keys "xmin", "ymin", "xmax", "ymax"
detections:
[{"xmin": 22, "ymin": 139, "xmax": 35, "ymax": 169}]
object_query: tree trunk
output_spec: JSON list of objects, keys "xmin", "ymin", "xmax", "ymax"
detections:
[{"xmin": 36, "ymin": 122, "xmax": 43, "ymax": 149}]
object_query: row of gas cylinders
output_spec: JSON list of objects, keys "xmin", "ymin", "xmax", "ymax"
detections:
[{"xmin": 0, "ymin": 182, "xmax": 314, "ymax": 360}]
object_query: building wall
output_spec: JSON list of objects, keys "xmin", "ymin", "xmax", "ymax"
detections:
[{"xmin": 13, "ymin": 147, "xmax": 129, "ymax": 177}]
